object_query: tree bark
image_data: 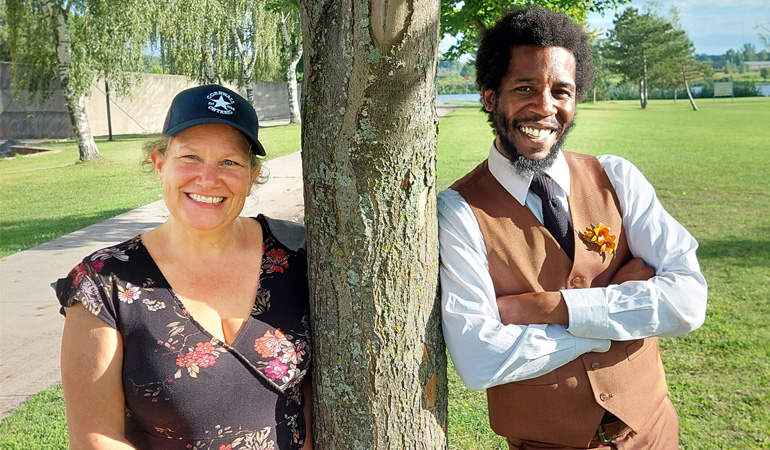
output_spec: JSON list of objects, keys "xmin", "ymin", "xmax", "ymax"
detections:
[
  {"xmin": 40, "ymin": 0, "xmax": 101, "ymax": 162},
  {"xmin": 232, "ymin": 25, "xmax": 257, "ymax": 105},
  {"xmin": 280, "ymin": 12, "xmax": 302, "ymax": 124},
  {"xmin": 640, "ymin": 54, "xmax": 648, "ymax": 109},
  {"xmin": 299, "ymin": 0, "xmax": 447, "ymax": 448},
  {"xmin": 682, "ymin": 65, "xmax": 698, "ymax": 111}
]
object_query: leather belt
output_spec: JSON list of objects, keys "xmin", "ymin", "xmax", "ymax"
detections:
[{"xmin": 592, "ymin": 419, "xmax": 631, "ymax": 445}]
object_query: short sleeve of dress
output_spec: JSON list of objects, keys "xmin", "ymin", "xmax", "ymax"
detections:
[{"xmin": 54, "ymin": 257, "xmax": 119, "ymax": 329}]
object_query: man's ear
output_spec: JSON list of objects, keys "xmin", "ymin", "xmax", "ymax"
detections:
[{"xmin": 481, "ymin": 89, "xmax": 495, "ymax": 112}]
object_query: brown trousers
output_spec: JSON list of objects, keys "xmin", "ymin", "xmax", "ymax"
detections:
[{"xmin": 506, "ymin": 397, "xmax": 679, "ymax": 450}]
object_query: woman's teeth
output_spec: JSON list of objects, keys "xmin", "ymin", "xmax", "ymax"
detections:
[{"xmin": 188, "ymin": 193, "xmax": 224, "ymax": 204}]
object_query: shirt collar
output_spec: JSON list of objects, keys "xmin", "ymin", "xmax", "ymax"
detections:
[{"xmin": 487, "ymin": 143, "xmax": 571, "ymax": 206}]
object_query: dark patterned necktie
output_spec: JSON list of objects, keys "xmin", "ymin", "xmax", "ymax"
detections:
[{"xmin": 530, "ymin": 174, "xmax": 574, "ymax": 260}]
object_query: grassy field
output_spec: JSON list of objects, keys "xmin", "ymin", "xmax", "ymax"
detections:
[
  {"xmin": 2, "ymin": 98, "xmax": 769, "ymax": 448},
  {"xmin": 0, "ymin": 124, "xmax": 301, "ymax": 258}
]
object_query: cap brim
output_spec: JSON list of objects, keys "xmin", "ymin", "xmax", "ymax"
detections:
[{"xmin": 164, "ymin": 118, "xmax": 266, "ymax": 157}]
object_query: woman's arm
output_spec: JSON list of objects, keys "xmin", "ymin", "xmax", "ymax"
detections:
[
  {"xmin": 61, "ymin": 302, "xmax": 136, "ymax": 449},
  {"xmin": 301, "ymin": 374, "xmax": 313, "ymax": 449}
]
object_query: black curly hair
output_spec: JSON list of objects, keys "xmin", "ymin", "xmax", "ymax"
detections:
[{"xmin": 475, "ymin": 6, "xmax": 594, "ymax": 109}]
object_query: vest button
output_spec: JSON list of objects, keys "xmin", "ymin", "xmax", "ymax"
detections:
[
  {"xmin": 591, "ymin": 362, "xmax": 600, "ymax": 369},
  {"xmin": 599, "ymin": 393, "xmax": 613, "ymax": 401}
]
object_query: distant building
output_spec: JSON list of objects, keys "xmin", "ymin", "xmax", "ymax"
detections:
[{"xmin": 746, "ymin": 61, "xmax": 770, "ymax": 71}]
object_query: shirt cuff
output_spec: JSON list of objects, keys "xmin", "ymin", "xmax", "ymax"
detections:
[{"xmin": 562, "ymin": 287, "xmax": 609, "ymax": 338}]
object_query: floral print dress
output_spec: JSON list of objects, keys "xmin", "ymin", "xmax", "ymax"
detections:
[{"xmin": 55, "ymin": 215, "xmax": 310, "ymax": 450}]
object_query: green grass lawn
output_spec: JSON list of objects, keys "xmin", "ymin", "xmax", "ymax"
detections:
[
  {"xmin": 2, "ymin": 98, "xmax": 769, "ymax": 448},
  {"xmin": 0, "ymin": 124, "xmax": 301, "ymax": 258}
]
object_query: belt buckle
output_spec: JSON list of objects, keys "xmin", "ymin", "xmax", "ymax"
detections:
[{"xmin": 596, "ymin": 424, "xmax": 614, "ymax": 445}]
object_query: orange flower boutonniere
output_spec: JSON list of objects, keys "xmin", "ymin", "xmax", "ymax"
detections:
[{"xmin": 582, "ymin": 222, "xmax": 617, "ymax": 256}]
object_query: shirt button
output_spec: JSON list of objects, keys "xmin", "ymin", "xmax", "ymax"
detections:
[
  {"xmin": 585, "ymin": 329, "xmax": 592, "ymax": 336},
  {"xmin": 571, "ymin": 277, "xmax": 583, "ymax": 286},
  {"xmin": 633, "ymin": 330, "xmax": 641, "ymax": 337},
  {"xmin": 600, "ymin": 393, "xmax": 613, "ymax": 402},
  {"xmin": 591, "ymin": 362, "xmax": 600, "ymax": 369}
]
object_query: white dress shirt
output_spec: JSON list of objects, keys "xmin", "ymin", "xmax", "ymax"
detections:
[{"xmin": 438, "ymin": 145, "xmax": 707, "ymax": 390}]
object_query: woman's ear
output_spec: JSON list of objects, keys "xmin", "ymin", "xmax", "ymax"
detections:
[{"xmin": 150, "ymin": 151, "xmax": 164, "ymax": 184}]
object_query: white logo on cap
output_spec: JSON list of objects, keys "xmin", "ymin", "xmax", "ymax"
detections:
[{"xmin": 207, "ymin": 91, "xmax": 235, "ymax": 115}]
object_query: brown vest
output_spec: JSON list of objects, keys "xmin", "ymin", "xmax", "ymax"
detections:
[{"xmin": 451, "ymin": 152, "xmax": 668, "ymax": 447}]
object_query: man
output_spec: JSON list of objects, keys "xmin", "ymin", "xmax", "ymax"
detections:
[{"xmin": 438, "ymin": 7, "xmax": 707, "ymax": 450}]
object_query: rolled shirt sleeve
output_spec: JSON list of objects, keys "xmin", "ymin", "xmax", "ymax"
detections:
[
  {"xmin": 438, "ymin": 189, "xmax": 611, "ymax": 390},
  {"xmin": 562, "ymin": 155, "xmax": 707, "ymax": 341}
]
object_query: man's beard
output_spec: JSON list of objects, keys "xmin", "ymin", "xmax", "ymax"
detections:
[{"xmin": 492, "ymin": 102, "xmax": 575, "ymax": 177}]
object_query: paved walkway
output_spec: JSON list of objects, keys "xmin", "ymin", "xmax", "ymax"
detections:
[{"xmin": 0, "ymin": 104, "xmax": 456, "ymax": 420}]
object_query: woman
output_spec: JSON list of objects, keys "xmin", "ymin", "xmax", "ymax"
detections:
[{"xmin": 55, "ymin": 85, "xmax": 312, "ymax": 449}]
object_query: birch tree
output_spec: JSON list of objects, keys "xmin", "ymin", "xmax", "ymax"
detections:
[
  {"xmin": 150, "ymin": 0, "xmax": 282, "ymax": 99},
  {"xmin": 6, "ymin": 0, "xmax": 150, "ymax": 161},
  {"xmin": 299, "ymin": 0, "xmax": 447, "ymax": 447},
  {"xmin": 273, "ymin": 1, "xmax": 302, "ymax": 123}
]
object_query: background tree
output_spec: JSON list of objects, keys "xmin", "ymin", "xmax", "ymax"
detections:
[
  {"xmin": 0, "ymin": 2, "xmax": 10, "ymax": 61},
  {"xmin": 269, "ymin": 0, "xmax": 303, "ymax": 123},
  {"xmin": 603, "ymin": 7, "xmax": 678, "ymax": 109},
  {"xmin": 298, "ymin": 0, "xmax": 447, "ymax": 447},
  {"xmin": 150, "ymin": 0, "xmax": 283, "ymax": 104},
  {"xmin": 761, "ymin": 67, "xmax": 769, "ymax": 82},
  {"xmin": 6, "ymin": 0, "xmax": 151, "ymax": 161},
  {"xmin": 440, "ymin": 0, "xmax": 629, "ymax": 60}
]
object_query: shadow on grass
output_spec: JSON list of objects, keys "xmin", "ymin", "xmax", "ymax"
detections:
[
  {"xmin": 696, "ymin": 238, "xmax": 770, "ymax": 267},
  {"xmin": 0, "ymin": 208, "xmax": 150, "ymax": 256}
]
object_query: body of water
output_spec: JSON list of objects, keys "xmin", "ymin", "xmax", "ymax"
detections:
[{"xmin": 437, "ymin": 93, "xmax": 481, "ymax": 103}]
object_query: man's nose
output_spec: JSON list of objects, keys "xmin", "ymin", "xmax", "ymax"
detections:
[{"xmin": 531, "ymin": 91, "xmax": 558, "ymax": 116}]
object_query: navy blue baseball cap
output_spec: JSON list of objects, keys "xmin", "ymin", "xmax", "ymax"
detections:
[{"xmin": 162, "ymin": 84, "xmax": 266, "ymax": 157}]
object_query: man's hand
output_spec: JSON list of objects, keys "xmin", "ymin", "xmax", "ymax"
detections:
[
  {"xmin": 610, "ymin": 257, "xmax": 656, "ymax": 284},
  {"xmin": 497, "ymin": 292, "xmax": 568, "ymax": 326}
]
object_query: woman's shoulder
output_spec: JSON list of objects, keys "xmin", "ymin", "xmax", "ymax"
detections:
[{"xmin": 257, "ymin": 215, "xmax": 306, "ymax": 253}]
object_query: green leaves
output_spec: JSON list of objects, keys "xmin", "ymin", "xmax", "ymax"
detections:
[{"xmin": 440, "ymin": 0, "xmax": 630, "ymax": 60}]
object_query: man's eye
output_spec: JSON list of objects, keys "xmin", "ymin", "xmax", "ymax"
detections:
[
  {"xmin": 516, "ymin": 86, "xmax": 532, "ymax": 92},
  {"xmin": 222, "ymin": 160, "xmax": 239, "ymax": 166}
]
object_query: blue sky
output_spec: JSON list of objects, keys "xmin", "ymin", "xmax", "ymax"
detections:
[{"xmin": 587, "ymin": 0, "xmax": 769, "ymax": 55}]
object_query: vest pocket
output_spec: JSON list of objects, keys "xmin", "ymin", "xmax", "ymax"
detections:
[{"xmin": 625, "ymin": 338, "xmax": 655, "ymax": 361}]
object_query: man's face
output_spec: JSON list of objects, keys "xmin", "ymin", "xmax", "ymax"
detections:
[{"xmin": 482, "ymin": 45, "xmax": 577, "ymax": 176}]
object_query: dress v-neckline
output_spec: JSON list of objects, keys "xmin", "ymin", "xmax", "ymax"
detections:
[{"xmin": 138, "ymin": 216, "xmax": 266, "ymax": 347}]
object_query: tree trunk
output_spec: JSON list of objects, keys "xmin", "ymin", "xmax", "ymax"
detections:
[
  {"xmin": 280, "ymin": 12, "xmax": 302, "ymax": 124},
  {"xmin": 40, "ymin": 0, "xmax": 101, "ymax": 162},
  {"xmin": 203, "ymin": 39, "xmax": 217, "ymax": 84},
  {"xmin": 232, "ymin": 26, "xmax": 256, "ymax": 105},
  {"xmin": 298, "ymin": 1, "xmax": 447, "ymax": 448},
  {"xmin": 640, "ymin": 54, "xmax": 648, "ymax": 109},
  {"xmin": 286, "ymin": 46, "xmax": 302, "ymax": 124},
  {"xmin": 682, "ymin": 65, "xmax": 698, "ymax": 111}
]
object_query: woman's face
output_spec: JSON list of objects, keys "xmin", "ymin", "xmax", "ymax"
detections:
[{"xmin": 152, "ymin": 124, "xmax": 258, "ymax": 233}]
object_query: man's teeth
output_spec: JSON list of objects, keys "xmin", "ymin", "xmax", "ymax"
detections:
[
  {"xmin": 520, "ymin": 126, "xmax": 554, "ymax": 138},
  {"xmin": 188, "ymin": 193, "xmax": 224, "ymax": 204}
]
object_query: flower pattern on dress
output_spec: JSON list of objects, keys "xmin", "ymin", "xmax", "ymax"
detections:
[
  {"xmin": 117, "ymin": 283, "xmax": 141, "ymax": 304},
  {"xmin": 253, "ymin": 329, "xmax": 307, "ymax": 389},
  {"xmin": 91, "ymin": 247, "xmax": 129, "ymax": 262},
  {"xmin": 262, "ymin": 248, "xmax": 289, "ymax": 274},
  {"xmin": 175, "ymin": 340, "xmax": 225, "ymax": 379}
]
